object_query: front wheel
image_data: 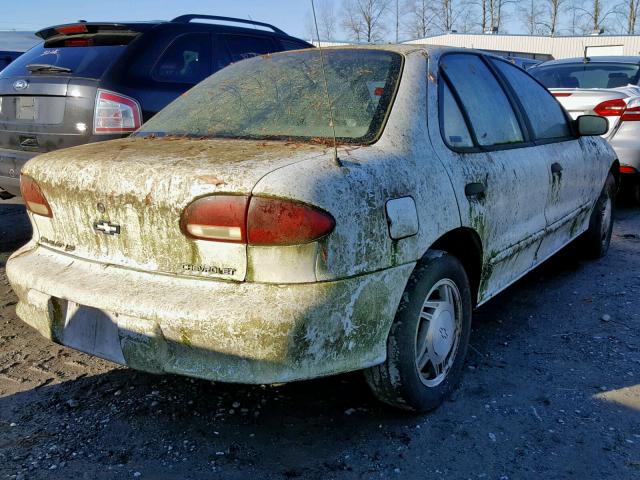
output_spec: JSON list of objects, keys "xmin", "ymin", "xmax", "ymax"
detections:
[
  {"xmin": 581, "ymin": 173, "xmax": 615, "ymax": 259},
  {"xmin": 364, "ymin": 252, "xmax": 472, "ymax": 412}
]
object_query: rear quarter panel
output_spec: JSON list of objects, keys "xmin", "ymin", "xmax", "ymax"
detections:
[{"xmin": 250, "ymin": 50, "xmax": 461, "ymax": 282}]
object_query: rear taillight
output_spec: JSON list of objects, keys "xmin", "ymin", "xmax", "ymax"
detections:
[
  {"xmin": 180, "ymin": 195, "xmax": 248, "ymax": 243},
  {"xmin": 180, "ymin": 196, "xmax": 335, "ymax": 245},
  {"xmin": 94, "ymin": 89, "xmax": 142, "ymax": 134},
  {"xmin": 594, "ymin": 98, "xmax": 640, "ymax": 122},
  {"xmin": 552, "ymin": 92, "xmax": 572, "ymax": 97},
  {"xmin": 20, "ymin": 175, "xmax": 52, "ymax": 217},
  {"xmin": 593, "ymin": 98, "xmax": 627, "ymax": 117},
  {"xmin": 620, "ymin": 165, "xmax": 638, "ymax": 174}
]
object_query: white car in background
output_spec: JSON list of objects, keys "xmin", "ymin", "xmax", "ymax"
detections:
[
  {"xmin": 8, "ymin": 46, "xmax": 617, "ymax": 412},
  {"xmin": 531, "ymin": 56, "xmax": 640, "ymax": 203}
]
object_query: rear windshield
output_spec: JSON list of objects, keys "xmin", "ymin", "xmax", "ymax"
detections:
[
  {"xmin": 136, "ymin": 49, "xmax": 403, "ymax": 144},
  {"xmin": 0, "ymin": 43, "xmax": 126, "ymax": 79},
  {"xmin": 531, "ymin": 62, "xmax": 640, "ymax": 89}
]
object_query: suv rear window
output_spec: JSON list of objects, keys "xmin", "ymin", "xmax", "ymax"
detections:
[
  {"xmin": 1, "ymin": 44, "xmax": 126, "ymax": 79},
  {"xmin": 531, "ymin": 62, "xmax": 640, "ymax": 89},
  {"xmin": 137, "ymin": 49, "xmax": 403, "ymax": 144}
]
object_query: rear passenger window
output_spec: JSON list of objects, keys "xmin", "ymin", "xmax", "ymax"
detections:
[
  {"xmin": 153, "ymin": 33, "xmax": 211, "ymax": 84},
  {"xmin": 491, "ymin": 59, "xmax": 571, "ymax": 141},
  {"xmin": 441, "ymin": 54, "xmax": 523, "ymax": 148},
  {"xmin": 223, "ymin": 35, "xmax": 278, "ymax": 63},
  {"xmin": 441, "ymin": 83, "xmax": 474, "ymax": 148}
]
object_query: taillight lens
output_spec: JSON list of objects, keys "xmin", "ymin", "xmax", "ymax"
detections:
[
  {"xmin": 247, "ymin": 197, "xmax": 335, "ymax": 245},
  {"xmin": 20, "ymin": 175, "xmax": 52, "ymax": 217},
  {"xmin": 93, "ymin": 89, "xmax": 142, "ymax": 134},
  {"xmin": 180, "ymin": 195, "xmax": 248, "ymax": 243},
  {"xmin": 594, "ymin": 98, "xmax": 627, "ymax": 117},
  {"xmin": 180, "ymin": 196, "xmax": 335, "ymax": 245},
  {"xmin": 620, "ymin": 165, "xmax": 638, "ymax": 174},
  {"xmin": 622, "ymin": 98, "xmax": 640, "ymax": 121},
  {"xmin": 552, "ymin": 92, "xmax": 572, "ymax": 97},
  {"xmin": 55, "ymin": 24, "xmax": 89, "ymax": 35}
]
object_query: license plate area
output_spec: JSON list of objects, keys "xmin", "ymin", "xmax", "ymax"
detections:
[
  {"xmin": 16, "ymin": 96, "xmax": 39, "ymax": 120},
  {"xmin": 61, "ymin": 301, "xmax": 125, "ymax": 364}
]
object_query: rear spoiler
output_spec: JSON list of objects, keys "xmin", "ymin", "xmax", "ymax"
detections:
[{"xmin": 36, "ymin": 22, "xmax": 155, "ymax": 41}]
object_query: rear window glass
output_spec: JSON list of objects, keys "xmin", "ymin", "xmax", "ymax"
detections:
[
  {"xmin": 137, "ymin": 49, "xmax": 403, "ymax": 144},
  {"xmin": 531, "ymin": 63, "xmax": 640, "ymax": 89},
  {"xmin": 153, "ymin": 33, "xmax": 211, "ymax": 84},
  {"xmin": 223, "ymin": 35, "xmax": 279, "ymax": 63},
  {"xmin": 1, "ymin": 44, "xmax": 126, "ymax": 79}
]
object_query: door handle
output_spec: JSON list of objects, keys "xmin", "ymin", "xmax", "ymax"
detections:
[
  {"xmin": 465, "ymin": 182, "xmax": 486, "ymax": 198},
  {"xmin": 551, "ymin": 162, "xmax": 563, "ymax": 175}
]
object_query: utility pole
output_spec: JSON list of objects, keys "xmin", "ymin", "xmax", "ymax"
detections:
[{"xmin": 396, "ymin": 0, "xmax": 399, "ymax": 43}]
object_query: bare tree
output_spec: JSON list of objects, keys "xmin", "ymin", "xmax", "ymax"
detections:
[
  {"xmin": 519, "ymin": 0, "xmax": 545, "ymax": 34},
  {"xmin": 306, "ymin": 0, "xmax": 338, "ymax": 41},
  {"xmin": 541, "ymin": 0, "xmax": 566, "ymax": 35},
  {"xmin": 403, "ymin": 0, "xmax": 437, "ymax": 38},
  {"xmin": 342, "ymin": 0, "xmax": 391, "ymax": 43},
  {"xmin": 487, "ymin": 0, "xmax": 514, "ymax": 32},
  {"xmin": 619, "ymin": 0, "xmax": 640, "ymax": 33},
  {"xmin": 574, "ymin": 0, "xmax": 619, "ymax": 33}
]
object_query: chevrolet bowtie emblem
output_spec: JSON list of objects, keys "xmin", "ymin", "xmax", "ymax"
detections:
[{"xmin": 93, "ymin": 220, "xmax": 121, "ymax": 236}]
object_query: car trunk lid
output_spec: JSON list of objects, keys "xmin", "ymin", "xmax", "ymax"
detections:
[
  {"xmin": 550, "ymin": 87, "xmax": 639, "ymax": 137},
  {"xmin": 23, "ymin": 137, "xmax": 329, "ymax": 281}
]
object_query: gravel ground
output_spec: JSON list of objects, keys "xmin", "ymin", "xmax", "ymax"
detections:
[{"xmin": 0, "ymin": 199, "xmax": 639, "ymax": 480}]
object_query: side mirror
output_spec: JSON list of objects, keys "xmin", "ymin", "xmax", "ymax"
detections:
[{"xmin": 576, "ymin": 115, "xmax": 608, "ymax": 136}]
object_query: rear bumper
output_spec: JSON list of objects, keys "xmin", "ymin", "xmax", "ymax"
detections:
[
  {"xmin": 7, "ymin": 244, "xmax": 413, "ymax": 384},
  {"xmin": 610, "ymin": 137, "xmax": 640, "ymax": 172},
  {"xmin": 0, "ymin": 148, "xmax": 37, "ymax": 196}
]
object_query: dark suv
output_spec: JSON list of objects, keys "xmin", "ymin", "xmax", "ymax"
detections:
[
  {"xmin": 0, "ymin": 15, "xmax": 312, "ymax": 198},
  {"xmin": 0, "ymin": 51, "xmax": 22, "ymax": 71}
]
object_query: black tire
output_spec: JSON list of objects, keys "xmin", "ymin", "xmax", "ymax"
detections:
[
  {"xmin": 364, "ymin": 251, "xmax": 472, "ymax": 412},
  {"xmin": 581, "ymin": 173, "xmax": 615, "ymax": 259},
  {"xmin": 625, "ymin": 181, "xmax": 640, "ymax": 206}
]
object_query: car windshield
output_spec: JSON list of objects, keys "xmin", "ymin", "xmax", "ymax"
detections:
[
  {"xmin": 531, "ymin": 62, "xmax": 640, "ymax": 89},
  {"xmin": 136, "ymin": 49, "xmax": 403, "ymax": 144},
  {"xmin": 1, "ymin": 43, "xmax": 127, "ymax": 79}
]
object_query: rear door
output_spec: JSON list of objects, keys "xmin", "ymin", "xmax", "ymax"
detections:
[
  {"xmin": 488, "ymin": 58, "xmax": 594, "ymax": 261},
  {"xmin": 430, "ymin": 53, "xmax": 551, "ymax": 303}
]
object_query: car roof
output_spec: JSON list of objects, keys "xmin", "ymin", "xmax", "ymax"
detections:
[
  {"xmin": 535, "ymin": 56, "xmax": 640, "ymax": 67},
  {"xmin": 36, "ymin": 15, "xmax": 305, "ymax": 41}
]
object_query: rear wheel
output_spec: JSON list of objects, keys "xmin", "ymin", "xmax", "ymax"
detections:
[
  {"xmin": 581, "ymin": 173, "xmax": 615, "ymax": 259},
  {"xmin": 365, "ymin": 252, "xmax": 472, "ymax": 412}
]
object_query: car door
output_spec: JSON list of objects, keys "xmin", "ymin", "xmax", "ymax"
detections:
[
  {"xmin": 428, "ymin": 52, "xmax": 551, "ymax": 304},
  {"xmin": 488, "ymin": 58, "xmax": 597, "ymax": 261}
]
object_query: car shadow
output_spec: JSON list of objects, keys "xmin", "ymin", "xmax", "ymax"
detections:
[{"xmin": 0, "ymin": 201, "xmax": 30, "ymax": 254}]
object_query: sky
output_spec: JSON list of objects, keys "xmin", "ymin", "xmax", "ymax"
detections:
[{"xmin": 2, "ymin": 1, "xmax": 312, "ymax": 38}]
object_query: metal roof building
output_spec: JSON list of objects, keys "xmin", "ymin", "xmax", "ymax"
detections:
[{"xmin": 404, "ymin": 33, "xmax": 640, "ymax": 60}]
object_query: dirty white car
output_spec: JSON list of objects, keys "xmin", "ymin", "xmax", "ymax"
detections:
[{"xmin": 7, "ymin": 46, "xmax": 617, "ymax": 412}]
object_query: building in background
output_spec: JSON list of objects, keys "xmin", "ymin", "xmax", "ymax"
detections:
[{"xmin": 404, "ymin": 33, "xmax": 640, "ymax": 60}]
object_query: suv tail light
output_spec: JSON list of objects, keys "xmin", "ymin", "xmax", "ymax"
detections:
[
  {"xmin": 181, "ymin": 195, "xmax": 335, "ymax": 245},
  {"xmin": 94, "ymin": 89, "xmax": 142, "ymax": 134},
  {"xmin": 20, "ymin": 175, "xmax": 52, "ymax": 217},
  {"xmin": 620, "ymin": 165, "xmax": 638, "ymax": 174}
]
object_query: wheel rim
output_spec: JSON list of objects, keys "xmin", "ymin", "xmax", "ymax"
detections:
[
  {"xmin": 415, "ymin": 279, "xmax": 463, "ymax": 387},
  {"xmin": 600, "ymin": 194, "xmax": 613, "ymax": 247}
]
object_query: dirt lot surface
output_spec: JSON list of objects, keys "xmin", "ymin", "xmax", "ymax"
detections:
[{"xmin": 0, "ymin": 199, "xmax": 639, "ymax": 480}]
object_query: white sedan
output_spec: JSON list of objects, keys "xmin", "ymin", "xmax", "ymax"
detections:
[{"xmin": 8, "ymin": 45, "xmax": 617, "ymax": 411}]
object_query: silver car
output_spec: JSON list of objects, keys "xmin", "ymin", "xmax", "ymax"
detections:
[
  {"xmin": 531, "ymin": 56, "xmax": 640, "ymax": 203},
  {"xmin": 7, "ymin": 46, "xmax": 616, "ymax": 412}
]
